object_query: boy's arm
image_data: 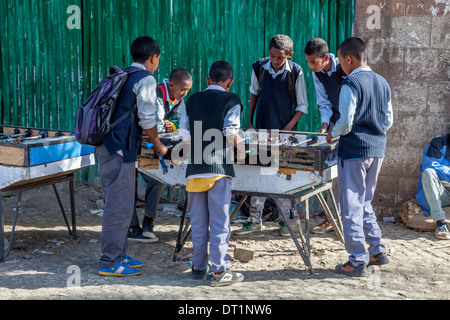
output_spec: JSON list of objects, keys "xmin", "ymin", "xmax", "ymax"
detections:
[
  {"xmin": 155, "ymin": 92, "xmax": 167, "ymax": 133},
  {"xmin": 248, "ymin": 69, "xmax": 260, "ymax": 129},
  {"xmin": 248, "ymin": 94, "xmax": 258, "ymax": 129},
  {"xmin": 312, "ymin": 73, "xmax": 333, "ymax": 133},
  {"xmin": 283, "ymin": 69, "xmax": 308, "ymax": 131},
  {"xmin": 134, "ymin": 75, "xmax": 168, "ymax": 155},
  {"xmin": 382, "ymin": 85, "xmax": 393, "ymax": 132},
  {"xmin": 283, "ymin": 111, "xmax": 304, "ymax": 131},
  {"xmin": 327, "ymin": 85, "xmax": 357, "ymax": 143},
  {"xmin": 224, "ymin": 105, "xmax": 245, "ymax": 161},
  {"xmin": 167, "ymin": 101, "xmax": 185, "ymax": 131}
]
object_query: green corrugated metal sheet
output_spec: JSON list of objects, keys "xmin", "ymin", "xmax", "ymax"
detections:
[
  {"xmin": 0, "ymin": 0, "xmax": 83, "ymax": 130},
  {"xmin": 0, "ymin": 0, "xmax": 354, "ymax": 186}
]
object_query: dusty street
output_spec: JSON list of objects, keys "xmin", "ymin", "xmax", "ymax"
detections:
[{"xmin": 0, "ymin": 183, "xmax": 449, "ymax": 301}]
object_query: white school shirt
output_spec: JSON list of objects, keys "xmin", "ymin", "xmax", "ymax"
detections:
[{"xmin": 249, "ymin": 59, "xmax": 309, "ymax": 114}]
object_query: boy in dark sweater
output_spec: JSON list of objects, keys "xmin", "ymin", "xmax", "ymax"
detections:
[
  {"xmin": 178, "ymin": 61, "xmax": 245, "ymax": 286},
  {"xmin": 305, "ymin": 38, "xmax": 346, "ymax": 235},
  {"xmin": 237, "ymin": 34, "xmax": 309, "ymax": 237},
  {"xmin": 97, "ymin": 36, "xmax": 168, "ymax": 277},
  {"xmin": 327, "ymin": 37, "xmax": 393, "ymax": 277}
]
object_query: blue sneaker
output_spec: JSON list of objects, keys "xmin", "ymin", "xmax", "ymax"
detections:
[
  {"xmin": 98, "ymin": 261, "xmax": 141, "ymax": 277},
  {"xmin": 122, "ymin": 255, "xmax": 143, "ymax": 268}
]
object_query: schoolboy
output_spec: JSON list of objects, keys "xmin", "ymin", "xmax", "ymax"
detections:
[
  {"xmin": 327, "ymin": 37, "xmax": 393, "ymax": 277},
  {"xmin": 304, "ymin": 38, "xmax": 346, "ymax": 234},
  {"xmin": 237, "ymin": 34, "xmax": 308, "ymax": 236},
  {"xmin": 97, "ymin": 36, "xmax": 168, "ymax": 277},
  {"xmin": 178, "ymin": 61, "xmax": 245, "ymax": 287},
  {"xmin": 128, "ymin": 69, "xmax": 193, "ymax": 243}
]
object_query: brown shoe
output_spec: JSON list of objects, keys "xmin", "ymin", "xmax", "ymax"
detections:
[
  {"xmin": 311, "ymin": 220, "xmax": 333, "ymax": 234},
  {"xmin": 336, "ymin": 261, "xmax": 369, "ymax": 277}
]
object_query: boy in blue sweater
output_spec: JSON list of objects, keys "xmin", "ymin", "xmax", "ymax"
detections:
[
  {"xmin": 327, "ymin": 37, "xmax": 393, "ymax": 277},
  {"xmin": 415, "ymin": 130, "xmax": 450, "ymax": 240}
]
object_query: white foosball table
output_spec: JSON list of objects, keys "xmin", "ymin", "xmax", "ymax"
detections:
[{"xmin": 138, "ymin": 130, "xmax": 344, "ymax": 274}]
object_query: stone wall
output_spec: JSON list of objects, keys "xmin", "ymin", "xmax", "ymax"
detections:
[{"xmin": 354, "ymin": 0, "xmax": 450, "ymax": 219}]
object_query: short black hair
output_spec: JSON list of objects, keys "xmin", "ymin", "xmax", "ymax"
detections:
[
  {"xmin": 208, "ymin": 61, "xmax": 234, "ymax": 83},
  {"xmin": 338, "ymin": 37, "xmax": 368, "ymax": 63},
  {"xmin": 304, "ymin": 38, "xmax": 329, "ymax": 58},
  {"xmin": 169, "ymin": 68, "xmax": 192, "ymax": 84},
  {"xmin": 269, "ymin": 34, "xmax": 294, "ymax": 55},
  {"xmin": 130, "ymin": 36, "xmax": 160, "ymax": 63}
]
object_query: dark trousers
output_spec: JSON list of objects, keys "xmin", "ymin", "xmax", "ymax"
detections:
[{"xmin": 130, "ymin": 172, "xmax": 162, "ymax": 227}]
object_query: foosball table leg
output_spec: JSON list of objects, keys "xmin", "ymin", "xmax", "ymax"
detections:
[
  {"xmin": 173, "ymin": 190, "xmax": 190, "ymax": 262},
  {"xmin": 275, "ymin": 197, "xmax": 314, "ymax": 275},
  {"xmin": 0, "ymin": 195, "xmax": 4, "ymax": 262},
  {"xmin": 6, "ymin": 192, "xmax": 23, "ymax": 258},
  {"xmin": 69, "ymin": 176, "xmax": 77, "ymax": 240},
  {"xmin": 51, "ymin": 175, "xmax": 77, "ymax": 240}
]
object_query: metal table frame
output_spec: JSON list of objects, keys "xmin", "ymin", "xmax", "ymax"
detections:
[
  {"xmin": 0, "ymin": 174, "xmax": 77, "ymax": 262},
  {"xmin": 173, "ymin": 181, "xmax": 344, "ymax": 275}
]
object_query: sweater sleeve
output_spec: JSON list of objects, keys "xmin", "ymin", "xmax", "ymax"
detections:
[{"xmin": 331, "ymin": 85, "xmax": 357, "ymax": 138}]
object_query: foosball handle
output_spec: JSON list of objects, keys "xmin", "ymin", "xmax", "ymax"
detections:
[{"xmin": 144, "ymin": 143, "xmax": 168, "ymax": 174}]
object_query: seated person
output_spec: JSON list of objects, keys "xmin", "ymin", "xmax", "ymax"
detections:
[{"xmin": 415, "ymin": 128, "xmax": 450, "ymax": 240}]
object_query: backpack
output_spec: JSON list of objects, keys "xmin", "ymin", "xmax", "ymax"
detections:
[
  {"xmin": 255, "ymin": 58, "xmax": 299, "ymax": 102},
  {"xmin": 75, "ymin": 66, "xmax": 145, "ymax": 146}
]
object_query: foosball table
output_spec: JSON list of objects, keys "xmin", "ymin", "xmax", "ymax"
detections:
[
  {"xmin": 138, "ymin": 130, "xmax": 344, "ymax": 274},
  {"xmin": 0, "ymin": 125, "xmax": 96, "ymax": 262}
]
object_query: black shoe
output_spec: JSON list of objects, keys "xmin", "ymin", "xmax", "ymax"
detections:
[
  {"xmin": 191, "ymin": 265, "xmax": 210, "ymax": 280},
  {"xmin": 142, "ymin": 216, "xmax": 158, "ymax": 241},
  {"xmin": 128, "ymin": 226, "xmax": 157, "ymax": 243}
]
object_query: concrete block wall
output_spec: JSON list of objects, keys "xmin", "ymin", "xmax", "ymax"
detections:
[{"xmin": 354, "ymin": 0, "xmax": 450, "ymax": 219}]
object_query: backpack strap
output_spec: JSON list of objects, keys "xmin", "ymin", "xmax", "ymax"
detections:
[
  {"xmin": 334, "ymin": 64, "xmax": 345, "ymax": 84},
  {"xmin": 112, "ymin": 66, "xmax": 148, "ymax": 150},
  {"xmin": 286, "ymin": 59, "xmax": 298, "ymax": 102},
  {"xmin": 255, "ymin": 58, "xmax": 270, "ymax": 96}
]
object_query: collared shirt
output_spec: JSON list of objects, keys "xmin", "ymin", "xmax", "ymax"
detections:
[
  {"xmin": 331, "ymin": 66, "xmax": 393, "ymax": 139},
  {"xmin": 178, "ymin": 84, "xmax": 241, "ymax": 141},
  {"xmin": 312, "ymin": 53, "xmax": 339, "ymax": 125},
  {"xmin": 249, "ymin": 59, "xmax": 309, "ymax": 114}
]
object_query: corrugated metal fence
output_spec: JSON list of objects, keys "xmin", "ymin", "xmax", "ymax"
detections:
[{"xmin": 0, "ymin": 0, "xmax": 354, "ymax": 187}]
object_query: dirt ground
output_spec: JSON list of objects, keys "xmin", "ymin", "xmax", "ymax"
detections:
[{"xmin": 0, "ymin": 182, "xmax": 449, "ymax": 301}]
